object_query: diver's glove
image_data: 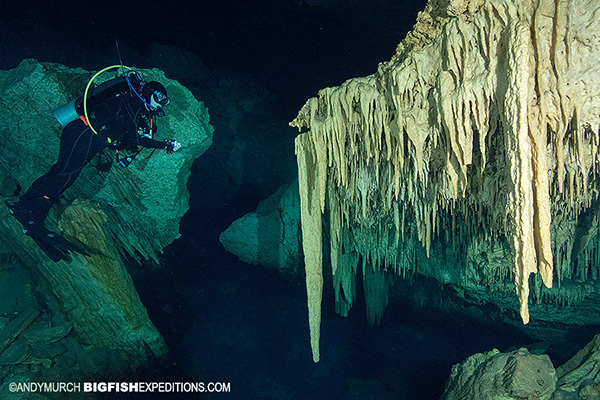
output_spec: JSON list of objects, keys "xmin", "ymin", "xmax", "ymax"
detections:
[{"xmin": 165, "ymin": 139, "xmax": 181, "ymax": 154}]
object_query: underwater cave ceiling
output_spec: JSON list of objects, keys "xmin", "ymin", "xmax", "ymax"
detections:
[{"xmin": 290, "ymin": 0, "xmax": 600, "ymax": 362}]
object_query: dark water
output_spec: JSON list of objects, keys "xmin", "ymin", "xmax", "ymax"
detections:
[
  {"xmin": 146, "ymin": 248, "xmax": 537, "ymax": 400},
  {"xmin": 0, "ymin": 0, "xmax": 419, "ymax": 113},
  {"xmin": 0, "ymin": 1, "xmax": 587, "ymax": 399}
]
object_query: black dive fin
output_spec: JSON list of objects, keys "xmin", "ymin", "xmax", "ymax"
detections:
[
  {"xmin": 27, "ymin": 229, "xmax": 90, "ymax": 262},
  {"xmin": 28, "ymin": 232, "xmax": 74, "ymax": 262},
  {"xmin": 6, "ymin": 201, "xmax": 90, "ymax": 262},
  {"xmin": 45, "ymin": 231, "xmax": 90, "ymax": 258}
]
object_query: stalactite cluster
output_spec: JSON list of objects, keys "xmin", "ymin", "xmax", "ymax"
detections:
[{"xmin": 292, "ymin": 0, "xmax": 600, "ymax": 362}]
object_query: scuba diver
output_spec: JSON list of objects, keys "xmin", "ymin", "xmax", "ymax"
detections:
[{"xmin": 6, "ymin": 68, "xmax": 181, "ymax": 262}]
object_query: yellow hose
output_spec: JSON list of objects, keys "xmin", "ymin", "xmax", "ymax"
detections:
[{"xmin": 83, "ymin": 65, "xmax": 133, "ymax": 135}]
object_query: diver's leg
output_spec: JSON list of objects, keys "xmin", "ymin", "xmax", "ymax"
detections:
[
  {"xmin": 12, "ymin": 121, "xmax": 97, "ymax": 225},
  {"xmin": 7, "ymin": 122, "xmax": 100, "ymax": 260}
]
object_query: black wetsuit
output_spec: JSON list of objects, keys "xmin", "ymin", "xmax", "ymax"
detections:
[{"xmin": 14, "ymin": 78, "xmax": 166, "ymax": 225}]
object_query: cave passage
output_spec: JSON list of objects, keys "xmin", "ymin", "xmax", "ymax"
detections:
[{"xmin": 0, "ymin": 1, "xmax": 594, "ymax": 399}]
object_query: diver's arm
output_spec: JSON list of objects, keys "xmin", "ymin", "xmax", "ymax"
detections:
[
  {"xmin": 137, "ymin": 136, "xmax": 168, "ymax": 149},
  {"xmin": 138, "ymin": 136, "xmax": 181, "ymax": 153},
  {"xmin": 134, "ymin": 111, "xmax": 180, "ymax": 152}
]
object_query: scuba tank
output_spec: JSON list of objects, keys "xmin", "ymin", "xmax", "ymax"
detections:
[{"xmin": 53, "ymin": 98, "xmax": 80, "ymax": 127}]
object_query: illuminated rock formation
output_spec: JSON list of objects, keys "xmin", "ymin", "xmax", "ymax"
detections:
[
  {"xmin": 553, "ymin": 334, "xmax": 600, "ymax": 397},
  {"xmin": 220, "ymin": 181, "xmax": 302, "ymax": 273},
  {"xmin": 0, "ymin": 59, "xmax": 212, "ymax": 366},
  {"xmin": 441, "ymin": 347, "xmax": 556, "ymax": 400},
  {"xmin": 291, "ymin": 0, "xmax": 600, "ymax": 362},
  {"xmin": 443, "ymin": 334, "xmax": 600, "ymax": 399}
]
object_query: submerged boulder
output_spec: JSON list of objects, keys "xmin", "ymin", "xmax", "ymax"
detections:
[
  {"xmin": 442, "ymin": 347, "xmax": 557, "ymax": 400},
  {"xmin": 442, "ymin": 334, "xmax": 600, "ymax": 400},
  {"xmin": 553, "ymin": 335, "xmax": 600, "ymax": 399},
  {"xmin": 219, "ymin": 180, "xmax": 302, "ymax": 274},
  {"xmin": 0, "ymin": 59, "xmax": 212, "ymax": 365}
]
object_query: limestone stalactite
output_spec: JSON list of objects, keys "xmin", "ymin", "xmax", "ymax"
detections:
[
  {"xmin": 296, "ymin": 133, "xmax": 324, "ymax": 363},
  {"xmin": 292, "ymin": 0, "xmax": 600, "ymax": 361}
]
